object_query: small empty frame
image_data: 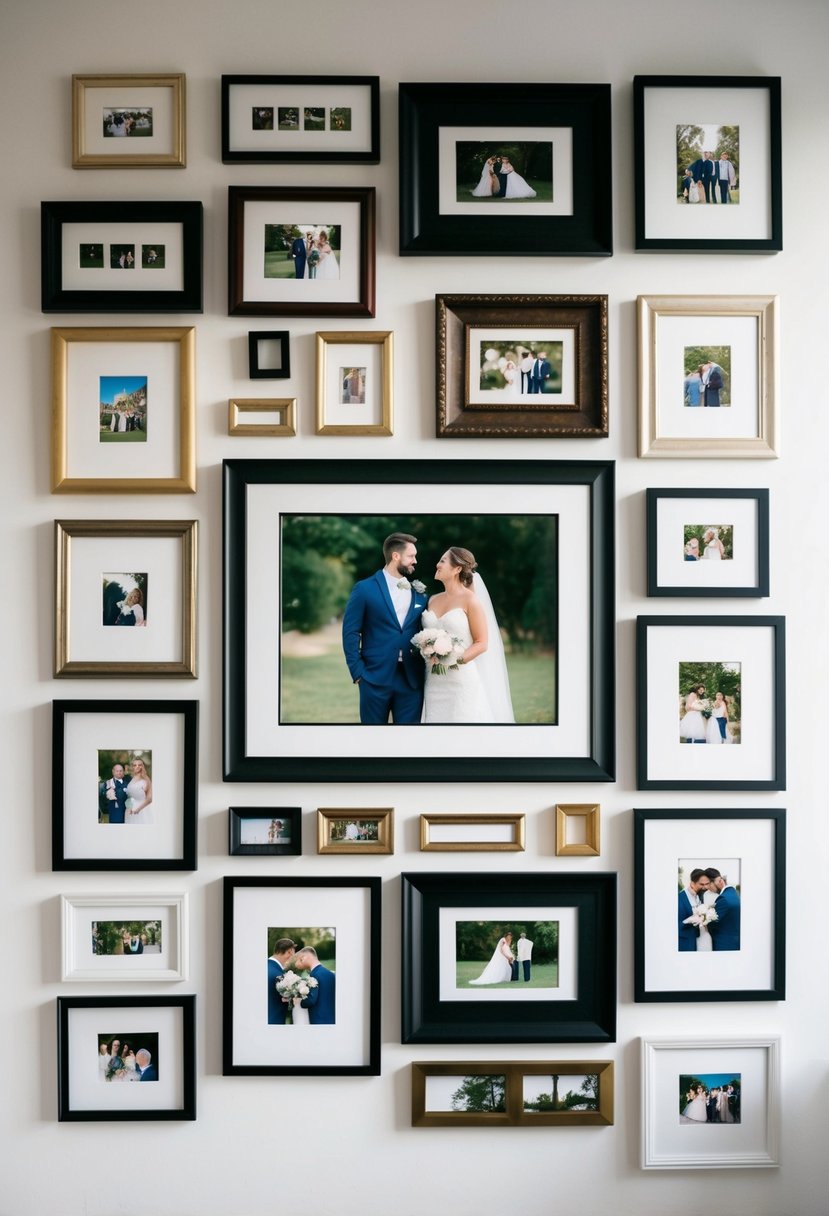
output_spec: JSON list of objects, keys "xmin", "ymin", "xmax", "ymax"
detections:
[
  {"xmin": 317, "ymin": 808, "xmax": 393, "ymax": 854},
  {"xmin": 248, "ymin": 331, "xmax": 290, "ymax": 379},
  {"xmin": 420, "ymin": 813, "xmax": 525, "ymax": 852},
  {"xmin": 228, "ymin": 398, "xmax": 296, "ymax": 437},
  {"xmin": 556, "ymin": 804, "xmax": 601, "ymax": 856},
  {"xmin": 412, "ymin": 1060, "xmax": 614, "ymax": 1127}
]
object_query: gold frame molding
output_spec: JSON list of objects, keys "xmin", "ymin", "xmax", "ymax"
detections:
[
  {"xmin": 228, "ymin": 398, "xmax": 297, "ymax": 437},
  {"xmin": 315, "ymin": 330, "xmax": 393, "ymax": 435},
  {"xmin": 316, "ymin": 808, "xmax": 394, "ymax": 855},
  {"xmin": 555, "ymin": 803, "xmax": 601, "ymax": 857},
  {"xmin": 419, "ymin": 813, "xmax": 525, "ymax": 853},
  {"xmin": 72, "ymin": 73, "xmax": 186, "ymax": 168},
  {"xmin": 412, "ymin": 1060, "xmax": 614, "ymax": 1127}
]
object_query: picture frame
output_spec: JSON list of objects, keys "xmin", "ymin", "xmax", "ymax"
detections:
[
  {"xmin": 555, "ymin": 804, "xmax": 601, "ymax": 857},
  {"xmin": 638, "ymin": 295, "xmax": 779, "ymax": 458},
  {"xmin": 41, "ymin": 201, "xmax": 202, "ymax": 314},
  {"xmin": 52, "ymin": 699, "xmax": 198, "ymax": 871},
  {"xmin": 227, "ymin": 398, "xmax": 296, "ymax": 437},
  {"xmin": 401, "ymin": 871, "xmax": 617, "ymax": 1044},
  {"xmin": 229, "ymin": 807, "xmax": 302, "ymax": 857},
  {"xmin": 633, "ymin": 75, "xmax": 782, "ymax": 252},
  {"xmin": 412, "ymin": 1059, "xmax": 614, "ymax": 1127},
  {"xmin": 641, "ymin": 1035, "xmax": 781, "ymax": 1169},
  {"xmin": 228, "ymin": 185, "xmax": 375, "ymax": 318},
  {"xmin": 437, "ymin": 294, "xmax": 608, "ymax": 438},
  {"xmin": 646, "ymin": 488, "xmax": 770, "ymax": 597},
  {"xmin": 316, "ymin": 331, "xmax": 392, "ymax": 435},
  {"xmin": 419, "ymin": 813, "xmax": 525, "ymax": 853},
  {"xmin": 51, "ymin": 326, "xmax": 196, "ymax": 494},
  {"xmin": 223, "ymin": 876, "xmax": 381, "ymax": 1076},
  {"xmin": 57, "ymin": 994, "xmax": 196, "ymax": 1122},
  {"xmin": 633, "ymin": 809, "xmax": 786, "ymax": 1003},
  {"xmin": 636, "ymin": 615, "xmax": 786, "ymax": 791},
  {"xmin": 248, "ymin": 330, "xmax": 290, "ymax": 379},
  {"xmin": 221, "ymin": 75, "xmax": 380, "ymax": 164},
  {"xmin": 72, "ymin": 73, "xmax": 186, "ymax": 169},
  {"xmin": 61, "ymin": 893, "xmax": 189, "ymax": 982},
  {"xmin": 55, "ymin": 519, "xmax": 197, "ymax": 678},
  {"xmin": 399, "ymin": 82, "xmax": 612, "ymax": 256},
  {"xmin": 317, "ymin": 808, "xmax": 394, "ymax": 854},
  {"xmin": 223, "ymin": 458, "xmax": 615, "ymax": 784}
]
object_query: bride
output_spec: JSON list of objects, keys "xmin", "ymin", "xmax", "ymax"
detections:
[
  {"xmin": 420, "ymin": 547, "xmax": 514, "ymax": 724},
  {"xmin": 469, "ymin": 931, "xmax": 515, "ymax": 985},
  {"xmin": 125, "ymin": 756, "xmax": 153, "ymax": 824},
  {"xmin": 499, "ymin": 156, "xmax": 537, "ymax": 198},
  {"xmin": 683, "ymin": 1086, "xmax": 709, "ymax": 1122}
]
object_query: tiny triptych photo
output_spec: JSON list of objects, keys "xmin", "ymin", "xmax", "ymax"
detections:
[{"xmin": 79, "ymin": 243, "xmax": 166, "ymax": 270}]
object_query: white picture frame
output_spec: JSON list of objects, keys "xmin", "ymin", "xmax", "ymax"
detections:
[{"xmin": 61, "ymin": 893, "xmax": 188, "ymax": 982}]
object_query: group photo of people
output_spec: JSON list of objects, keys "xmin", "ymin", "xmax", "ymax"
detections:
[
  {"xmin": 102, "ymin": 107, "xmax": 153, "ymax": 138},
  {"xmin": 267, "ymin": 927, "xmax": 336, "ymax": 1026},
  {"xmin": 677, "ymin": 123, "xmax": 740, "ymax": 204},
  {"xmin": 678, "ymin": 859, "xmax": 742, "ymax": 951},
  {"xmin": 98, "ymin": 376, "xmax": 147, "ymax": 441},
  {"xmin": 678, "ymin": 660, "xmax": 741, "ymax": 745},
  {"xmin": 456, "ymin": 140, "xmax": 552, "ymax": 202},
  {"xmin": 683, "ymin": 347, "xmax": 731, "ymax": 408},
  {"xmin": 98, "ymin": 1032, "xmax": 159, "ymax": 1082},
  {"xmin": 102, "ymin": 572, "xmax": 147, "ymax": 628},
  {"xmin": 478, "ymin": 340, "xmax": 563, "ymax": 399},
  {"xmin": 327, "ymin": 819, "xmax": 379, "ymax": 843},
  {"xmin": 92, "ymin": 919, "xmax": 161, "ymax": 956},
  {"xmin": 97, "ymin": 749, "xmax": 154, "ymax": 825},
  {"xmin": 264, "ymin": 223, "xmax": 341, "ymax": 280},
  {"xmin": 680, "ymin": 1073, "xmax": 741, "ymax": 1124},
  {"xmin": 455, "ymin": 921, "xmax": 557, "ymax": 990}
]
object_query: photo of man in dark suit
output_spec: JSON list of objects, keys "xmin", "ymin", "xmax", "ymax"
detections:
[
  {"xmin": 295, "ymin": 947, "xmax": 336, "ymax": 1025},
  {"xmin": 705, "ymin": 868, "xmax": 741, "ymax": 951},
  {"xmin": 98, "ymin": 763, "xmax": 128, "ymax": 824}
]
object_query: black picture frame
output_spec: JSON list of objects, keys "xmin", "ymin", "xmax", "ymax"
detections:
[
  {"xmin": 646, "ymin": 488, "xmax": 770, "ymax": 597},
  {"xmin": 229, "ymin": 806, "xmax": 302, "ymax": 856},
  {"xmin": 41, "ymin": 200, "xmax": 203, "ymax": 313},
  {"xmin": 634, "ymin": 808, "xmax": 786, "ymax": 1002},
  {"xmin": 248, "ymin": 330, "xmax": 291, "ymax": 379},
  {"xmin": 399, "ymin": 82, "xmax": 612, "ymax": 256},
  {"xmin": 57, "ymin": 994, "xmax": 196, "ymax": 1121},
  {"xmin": 52, "ymin": 699, "xmax": 199, "ymax": 870},
  {"xmin": 633, "ymin": 75, "xmax": 782, "ymax": 252},
  {"xmin": 401, "ymin": 871, "xmax": 617, "ymax": 1044},
  {"xmin": 223, "ymin": 458, "xmax": 615, "ymax": 783}
]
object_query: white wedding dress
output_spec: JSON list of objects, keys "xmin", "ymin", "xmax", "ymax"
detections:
[
  {"xmin": 683, "ymin": 1092, "xmax": 709, "ymax": 1121},
  {"xmin": 313, "ymin": 250, "xmax": 339, "ymax": 280},
  {"xmin": 502, "ymin": 167, "xmax": 537, "ymax": 198},
  {"xmin": 469, "ymin": 938, "xmax": 513, "ymax": 985},
  {"xmin": 696, "ymin": 891, "xmax": 717, "ymax": 951},
  {"xmin": 470, "ymin": 161, "xmax": 497, "ymax": 197},
  {"xmin": 125, "ymin": 776, "xmax": 152, "ymax": 824}
]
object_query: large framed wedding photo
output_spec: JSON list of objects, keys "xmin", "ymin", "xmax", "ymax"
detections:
[
  {"xmin": 436, "ymin": 294, "xmax": 608, "ymax": 438},
  {"xmin": 399, "ymin": 82, "xmax": 612, "ymax": 256},
  {"xmin": 636, "ymin": 616, "xmax": 786, "ymax": 791},
  {"xmin": 633, "ymin": 809, "xmax": 786, "ymax": 1003},
  {"xmin": 72, "ymin": 73, "xmax": 186, "ymax": 169},
  {"xmin": 638, "ymin": 295, "xmax": 779, "ymax": 459},
  {"xmin": 61, "ymin": 893, "xmax": 189, "ymax": 983},
  {"xmin": 223, "ymin": 458, "xmax": 615, "ymax": 783},
  {"xmin": 633, "ymin": 75, "xmax": 782, "ymax": 252},
  {"xmin": 228, "ymin": 185, "xmax": 375, "ymax": 317},
  {"xmin": 223, "ymin": 876, "xmax": 381, "ymax": 1076},
  {"xmin": 401, "ymin": 871, "xmax": 617, "ymax": 1044}
]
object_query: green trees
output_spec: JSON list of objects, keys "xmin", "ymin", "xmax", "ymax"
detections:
[
  {"xmin": 450, "ymin": 1074, "xmax": 507, "ymax": 1112},
  {"xmin": 525, "ymin": 1074, "xmax": 599, "ymax": 1111},
  {"xmin": 455, "ymin": 920, "xmax": 558, "ymax": 964}
]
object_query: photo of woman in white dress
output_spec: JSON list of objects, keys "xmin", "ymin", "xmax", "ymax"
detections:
[
  {"xmin": 468, "ymin": 932, "xmax": 515, "ymax": 985},
  {"xmin": 125, "ymin": 755, "xmax": 153, "ymax": 824}
]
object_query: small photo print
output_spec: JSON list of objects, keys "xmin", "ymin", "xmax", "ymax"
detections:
[
  {"xmin": 677, "ymin": 125, "xmax": 739, "ymax": 204},
  {"xmin": 679, "ymin": 1073, "xmax": 741, "ymax": 1123},
  {"xmin": 456, "ymin": 140, "xmax": 553, "ymax": 202},
  {"xmin": 252, "ymin": 107, "xmax": 274, "ymax": 130},
  {"xmin": 141, "ymin": 244, "xmax": 165, "ymax": 269},
  {"xmin": 480, "ymin": 341, "xmax": 563, "ymax": 397},
  {"xmin": 340, "ymin": 367, "xmax": 366, "ymax": 405},
  {"xmin": 455, "ymin": 921, "xmax": 558, "ymax": 990},
  {"xmin": 523, "ymin": 1073, "xmax": 599, "ymax": 1113},
  {"xmin": 97, "ymin": 750, "xmax": 153, "ymax": 825},
  {"xmin": 683, "ymin": 347, "xmax": 731, "ymax": 407},
  {"xmin": 278, "ymin": 106, "xmax": 299, "ymax": 130},
  {"xmin": 102, "ymin": 108, "xmax": 153, "ymax": 138},
  {"xmin": 683, "ymin": 524, "xmax": 733, "ymax": 562},
  {"xmin": 268, "ymin": 927, "xmax": 336, "ymax": 1026},
  {"xmin": 264, "ymin": 224, "xmax": 341, "ymax": 281},
  {"xmin": 92, "ymin": 919, "xmax": 162, "ymax": 956},
  {"xmin": 679, "ymin": 661, "xmax": 741, "ymax": 745},
  {"xmin": 102, "ymin": 572, "xmax": 147, "ymax": 627},
  {"xmin": 330, "ymin": 106, "xmax": 351, "ymax": 131},
  {"xmin": 303, "ymin": 106, "xmax": 325, "ymax": 131},
  {"xmin": 427, "ymin": 1074, "xmax": 507, "ymax": 1113},
  {"xmin": 98, "ymin": 1031, "xmax": 159, "ymax": 1081},
  {"xmin": 678, "ymin": 858, "xmax": 741, "ymax": 952},
  {"xmin": 79, "ymin": 243, "xmax": 104, "ymax": 269},
  {"xmin": 110, "ymin": 244, "xmax": 135, "ymax": 270},
  {"xmin": 328, "ymin": 818, "xmax": 377, "ymax": 843},
  {"xmin": 239, "ymin": 816, "xmax": 292, "ymax": 845},
  {"xmin": 99, "ymin": 375, "xmax": 147, "ymax": 442}
]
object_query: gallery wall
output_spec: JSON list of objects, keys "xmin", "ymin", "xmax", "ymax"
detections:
[{"xmin": 1, "ymin": 0, "xmax": 828, "ymax": 1212}]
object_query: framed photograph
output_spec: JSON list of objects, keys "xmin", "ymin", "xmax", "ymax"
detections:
[
  {"xmin": 420, "ymin": 813, "xmax": 525, "ymax": 853},
  {"xmin": 555, "ymin": 804, "xmax": 601, "ymax": 857},
  {"xmin": 72, "ymin": 74, "xmax": 186, "ymax": 169},
  {"xmin": 223, "ymin": 458, "xmax": 615, "ymax": 783},
  {"xmin": 57, "ymin": 995, "xmax": 196, "ymax": 1122},
  {"xmin": 316, "ymin": 331, "xmax": 392, "ymax": 435},
  {"xmin": 55, "ymin": 519, "xmax": 197, "ymax": 677},
  {"xmin": 223, "ymin": 876, "xmax": 381, "ymax": 1076},
  {"xmin": 634, "ymin": 809, "xmax": 785, "ymax": 1003},
  {"xmin": 228, "ymin": 186, "xmax": 375, "ymax": 318},
  {"xmin": 61, "ymin": 894, "xmax": 188, "ymax": 982},
  {"xmin": 401, "ymin": 871, "xmax": 616, "ymax": 1044},
  {"xmin": 437, "ymin": 295, "xmax": 608, "ymax": 438},
  {"xmin": 633, "ymin": 76, "xmax": 782, "ymax": 252},
  {"xmin": 52, "ymin": 699, "xmax": 198, "ymax": 871},
  {"xmin": 638, "ymin": 295, "xmax": 779, "ymax": 458},
  {"xmin": 646, "ymin": 488, "xmax": 770, "ymax": 597},
  {"xmin": 222, "ymin": 75, "xmax": 379, "ymax": 163},
  {"xmin": 51, "ymin": 326, "xmax": 196, "ymax": 494},
  {"xmin": 317, "ymin": 808, "xmax": 394, "ymax": 854},
  {"xmin": 641, "ymin": 1036, "xmax": 780, "ymax": 1168},
  {"xmin": 412, "ymin": 1059, "xmax": 613, "ymax": 1127},
  {"xmin": 637, "ymin": 615, "xmax": 786, "ymax": 791},
  {"xmin": 228, "ymin": 398, "xmax": 296, "ymax": 437},
  {"xmin": 399, "ymin": 82, "xmax": 612, "ymax": 256},
  {"xmin": 248, "ymin": 331, "xmax": 290, "ymax": 379},
  {"xmin": 229, "ymin": 807, "xmax": 301, "ymax": 857},
  {"xmin": 41, "ymin": 201, "xmax": 202, "ymax": 313}
]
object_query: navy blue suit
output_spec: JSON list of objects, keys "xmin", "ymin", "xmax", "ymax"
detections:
[
  {"xmin": 342, "ymin": 571, "xmax": 427, "ymax": 724},
  {"xmin": 678, "ymin": 889, "xmax": 698, "ymax": 951},
  {"xmin": 709, "ymin": 886, "xmax": 741, "ymax": 951},
  {"xmin": 139, "ymin": 1064, "xmax": 158, "ymax": 1081},
  {"xmin": 267, "ymin": 958, "xmax": 287, "ymax": 1025},
  {"xmin": 300, "ymin": 964, "xmax": 336, "ymax": 1024},
  {"xmin": 528, "ymin": 358, "xmax": 552, "ymax": 394},
  {"xmin": 291, "ymin": 237, "xmax": 308, "ymax": 278},
  {"xmin": 688, "ymin": 156, "xmax": 716, "ymax": 202},
  {"xmin": 99, "ymin": 777, "xmax": 128, "ymax": 824}
]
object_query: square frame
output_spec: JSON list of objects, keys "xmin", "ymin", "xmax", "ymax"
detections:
[
  {"xmin": 646, "ymin": 488, "xmax": 770, "ymax": 597},
  {"xmin": 317, "ymin": 808, "xmax": 394, "ymax": 854},
  {"xmin": 228, "ymin": 398, "xmax": 296, "ymax": 437},
  {"xmin": 316, "ymin": 331, "xmax": 393, "ymax": 435},
  {"xmin": 437, "ymin": 294, "xmax": 608, "ymax": 438},
  {"xmin": 72, "ymin": 74, "xmax": 186, "ymax": 169},
  {"xmin": 399, "ymin": 82, "xmax": 612, "ymax": 256},
  {"xmin": 61, "ymin": 893, "xmax": 189, "ymax": 982},
  {"xmin": 401, "ymin": 871, "xmax": 617, "ymax": 1044},
  {"xmin": 248, "ymin": 330, "xmax": 290, "ymax": 379},
  {"xmin": 229, "ymin": 807, "xmax": 302, "ymax": 856},
  {"xmin": 555, "ymin": 804, "xmax": 601, "ymax": 857},
  {"xmin": 420, "ymin": 813, "xmax": 525, "ymax": 853}
]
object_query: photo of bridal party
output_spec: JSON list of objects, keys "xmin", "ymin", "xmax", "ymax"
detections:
[
  {"xmin": 267, "ymin": 927, "xmax": 336, "ymax": 1026},
  {"xmin": 98, "ymin": 376, "xmax": 147, "ymax": 441},
  {"xmin": 679, "ymin": 1073, "xmax": 741, "ymax": 1124},
  {"xmin": 455, "ymin": 921, "xmax": 558, "ymax": 990},
  {"xmin": 97, "ymin": 1031, "xmax": 159, "ymax": 1082},
  {"xmin": 92, "ymin": 919, "xmax": 161, "ymax": 956},
  {"xmin": 678, "ymin": 661, "xmax": 741, "ymax": 744},
  {"xmin": 677, "ymin": 858, "xmax": 742, "ymax": 952},
  {"xmin": 478, "ymin": 340, "xmax": 563, "ymax": 398},
  {"xmin": 677, "ymin": 123, "xmax": 740, "ymax": 204},
  {"xmin": 455, "ymin": 141, "xmax": 552, "ymax": 202},
  {"xmin": 97, "ymin": 750, "xmax": 153, "ymax": 825}
]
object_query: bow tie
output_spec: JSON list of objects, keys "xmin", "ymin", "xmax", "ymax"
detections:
[{"xmin": 397, "ymin": 579, "xmax": 411, "ymax": 590}]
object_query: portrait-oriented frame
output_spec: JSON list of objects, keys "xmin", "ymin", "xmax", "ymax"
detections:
[
  {"xmin": 317, "ymin": 808, "xmax": 394, "ymax": 855},
  {"xmin": 399, "ymin": 82, "xmax": 612, "ymax": 256},
  {"xmin": 72, "ymin": 73, "xmax": 186, "ymax": 169},
  {"xmin": 555, "ymin": 804, "xmax": 601, "ymax": 857},
  {"xmin": 633, "ymin": 76, "xmax": 782, "ymax": 252},
  {"xmin": 228, "ymin": 399, "xmax": 296, "ymax": 437},
  {"xmin": 223, "ymin": 458, "xmax": 615, "ymax": 784},
  {"xmin": 248, "ymin": 331, "xmax": 290, "ymax": 379},
  {"xmin": 401, "ymin": 871, "xmax": 617, "ymax": 1044},
  {"xmin": 646, "ymin": 488, "xmax": 770, "ymax": 597},
  {"xmin": 316, "ymin": 331, "xmax": 393, "ymax": 435},
  {"xmin": 229, "ymin": 806, "xmax": 302, "ymax": 856},
  {"xmin": 61, "ymin": 893, "xmax": 189, "ymax": 982},
  {"xmin": 420, "ymin": 813, "xmax": 525, "ymax": 853}
]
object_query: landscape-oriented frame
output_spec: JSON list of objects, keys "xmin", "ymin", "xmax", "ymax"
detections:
[
  {"xmin": 72, "ymin": 73, "xmax": 186, "ymax": 169},
  {"xmin": 228, "ymin": 806, "xmax": 302, "ymax": 856},
  {"xmin": 61, "ymin": 893, "xmax": 189, "ymax": 982},
  {"xmin": 419, "ymin": 813, "xmax": 526, "ymax": 853},
  {"xmin": 317, "ymin": 808, "xmax": 394, "ymax": 855},
  {"xmin": 646, "ymin": 488, "xmax": 770, "ymax": 597},
  {"xmin": 227, "ymin": 399, "xmax": 296, "ymax": 437}
]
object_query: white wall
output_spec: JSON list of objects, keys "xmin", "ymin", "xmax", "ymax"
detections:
[{"xmin": 2, "ymin": 1, "xmax": 827, "ymax": 1213}]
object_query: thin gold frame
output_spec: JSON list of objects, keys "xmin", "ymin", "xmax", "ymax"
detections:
[
  {"xmin": 555, "ymin": 803, "xmax": 601, "ymax": 856},
  {"xmin": 315, "ymin": 331, "xmax": 393, "ymax": 435},
  {"xmin": 316, "ymin": 808, "xmax": 394, "ymax": 855},
  {"xmin": 412, "ymin": 1060, "xmax": 614, "ymax": 1127},
  {"xmin": 228, "ymin": 398, "xmax": 297, "ymax": 437},
  {"xmin": 55, "ymin": 519, "xmax": 197, "ymax": 677},
  {"xmin": 638, "ymin": 295, "xmax": 779, "ymax": 459},
  {"xmin": 419, "ymin": 813, "xmax": 525, "ymax": 853},
  {"xmin": 72, "ymin": 73, "xmax": 186, "ymax": 168},
  {"xmin": 51, "ymin": 326, "xmax": 196, "ymax": 493}
]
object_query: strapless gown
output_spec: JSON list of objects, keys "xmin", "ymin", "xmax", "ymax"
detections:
[{"xmin": 421, "ymin": 608, "xmax": 491, "ymax": 724}]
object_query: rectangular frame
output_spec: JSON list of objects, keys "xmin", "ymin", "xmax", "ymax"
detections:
[
  {"xmin": 646, "ymin": 488, "xmax": 770, "ymax": 597},
  {"xmin": 72, "ymin": 73, "xmax": 186, "ymax": 169},
  {"xmin": 317, "ymin": 808, "xmax": 394, "ymax": 854},
  {"xmin": 248, "ymin": 330, "xmax": 290, "ymax": 379},
  {"xmin": 55, "ymin": 519, "xmax": 197, "ymax": 677},
  {"xmin": 57, "ymin": 995, "xmax": 196, "ymax": 1121},
  {"xmin": 420, "ymin": 813, "xmax": 525, "ymax": 853},
  {"xmin": 228, "ymin": 398, "xmax": 296, "ymax": 437},
  {"xmin": 437, "ymin": 294, "xmax": 608, "ymax": 438},
  {"xmin": 316, "ymin": 330, "xmax": 392, "ymax": 435},
  {"xmin": 633, "ymin": 75, "xmax": 782, "ymax": 252},
  {"xmin": 223, "ymin": 458, "xmax": 615, "ymax": 784},
  {"xmin": 401, "ymin": 871, "xmax": 617, "ymax": 1044},
  {"xmin": 52, "ymin": 699, "xmax": 198, "ymax": 871},
  {"xmin": 399, "ymin": 82, "xmax": 612, "ymax": 256},
  {"xmin": 638, "ymin": 295, "xmax": 779, "ymax": 458},
  {"xmin": 229, "ymin": 807, "xmax": 302, "ymax": 857},
  {"xmin": 634, "ymin": 808, "xmax": 785, "ymax": 1002},
  {"xmin": 61, "ymin": 893, "xmax": 188, "ymax": 982},
  {"xmin": 555, "ymin": 804, "xmax": 601, "ymax": 857}
]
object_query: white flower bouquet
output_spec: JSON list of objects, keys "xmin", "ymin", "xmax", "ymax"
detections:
[
  {"xmin": 683, "ymin": 904, "xmax": 719, "ymax": 928},
  {"xmin": 410, "ymin": 627, "xmax": 466, "ymax": 676},
  {"xmin": 275, "ymin": 969, "xmax": 318, "ymax": 1006}
]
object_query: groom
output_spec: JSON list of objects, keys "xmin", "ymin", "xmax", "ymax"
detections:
[
  {"xmin": 678, "ymin": 868, "xmax": 711, "ymax": 951},
  {"xmin": 342, "ymin": 532, "xmax": 428, "ymax": 724}
]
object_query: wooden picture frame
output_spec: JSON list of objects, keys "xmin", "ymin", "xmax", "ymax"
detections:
[
  {"xmin": 420, "ymin": 813, "xmax": 525, "ymax": 853},
  {"xmin": 72, "ymin": 73, "xmax": 186, "ymax": 169},
  {"xmin": 227, "ymin": 399, "xmax": 296, "ymax": 437},
  {"xmin": 555, "ymin": 804, "xmax": 601, "ymax": 857}
]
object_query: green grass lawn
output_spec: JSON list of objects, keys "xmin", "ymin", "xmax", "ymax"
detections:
[
  {"xmin": 265, "ymin": 250, "xmax": 305, "ymax": 279},
  {"xmin": 458, "ymin": 178, "xmax": 552, "ymax": 202},
  {"xmin": 99, "ymin": 429, "xmax": 147, "ymax": 443},
  {"xmin": 455, "ymin": 960, "xmax": 558, "ymax": 989}
]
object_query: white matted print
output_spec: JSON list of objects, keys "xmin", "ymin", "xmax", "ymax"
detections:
[
  {"xmin": 651, "ymin": 492, "xmax": 764, "ymax": 595},
  {"xmin": 315, "ymin": 332, "xmax": 392, "ymax": 434},
  {"xmin": 655, "ymin": 314, "xmax": 757, "ymax": 440},
  {"xmin": 467, "ymin": 327, "xmax": 577, "ymax": 408},
  {"xmin": 73, "ymin": 75, "xmax": 185, "ymax": 168},
  {"xmin": 438, "ymin": 906, "xmax": 577, "ymax": 1002},
  {"xmin": 226, "ymin": 81, "xmax": 374, "ymax": 156},
  {"xmin": 438, "ymin": 127, "xmax": 573, "ymax": 216},
  {"xmin": 61, "ymin": 223, "xmax": 184, "ymax": 292},
  {"xmin": 61, "ymin": 894, "xmax": 188, "ymax": 982}
]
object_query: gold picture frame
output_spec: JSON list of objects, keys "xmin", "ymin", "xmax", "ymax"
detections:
[
  {"xmin": 412, "ymin": 1060, "xmax": 614, "ymax": 1127},
  {"xmin": 72, "ymin": 73, "xmax": 186, "ymax": 168},
  {"xmin": 316, "ymin": 808, "xmax": 394, "ymax": 854},
  {"xmin": 228, "ymin": 398, "xmax": 297, "ymax": 437},
  {"xmin": 419, "ymin": 813, "xmax": 525, "ymax": 852},
  {"xmin": 315, "ymin": 330, "xmax": 393, "ymax": 435},
  {"xmin": 555, "ymin": 804, "xmax": 601, "ymax": 857}
]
